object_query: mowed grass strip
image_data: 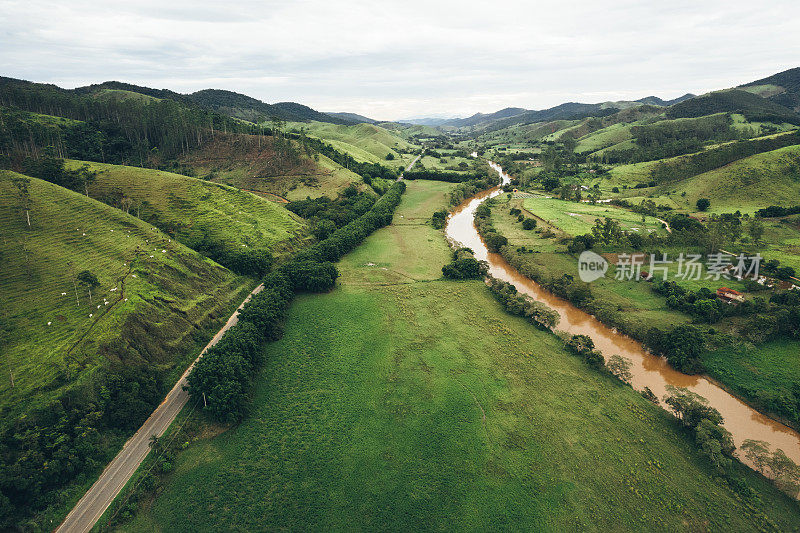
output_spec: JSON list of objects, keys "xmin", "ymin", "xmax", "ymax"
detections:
[
  {"xmin": 0, "ymin": 171, "xmax": 249, "ymax": 424},
  {"xmin": 123, "ymin": 180, "xmax": 800, "ymax": 532}
]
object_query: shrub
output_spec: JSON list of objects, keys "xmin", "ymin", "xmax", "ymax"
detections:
[
  {"xmin": 521, "ymin": 218, "xmax": 537, "ymax": 230},
  {"xmin": 442, "ymin": 248, "xmax": 488, "ymax": 280}
]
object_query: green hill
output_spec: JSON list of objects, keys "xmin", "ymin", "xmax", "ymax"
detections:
[
  {"xmin": 667, "ymin": 89, "xmax": 800, "ymax": 124},
  {"xmin": 0, "ymin": 171, "xmax": 252, "ymax": 424},
  {"xmin": 68, "ymin": 160, "xmax": 310, "ymax": 259},
  {"xmin": 664, "ymin": 144, "xmax": 800, "ymax": 213},
  {"xmin": 289, "ymin": 121, "xmax": 418, "ymax": 166},
  {"xmin": 740, "ymin": 66, "xmax": 800, "ymax": 112}
]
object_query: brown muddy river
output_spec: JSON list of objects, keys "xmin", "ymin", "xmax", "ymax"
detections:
[{"xmin": 445, "ymin": 161, "xmax": 800, "ymax": 468}]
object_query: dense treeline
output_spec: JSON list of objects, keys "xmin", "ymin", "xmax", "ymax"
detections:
[
  {"xmin": 487, "ymin": 277, "xmax": 560, "ymax": 330},
  {"xmin": 187, "ymin": 181, "xmax": 406, "ymax": 420},
  {"xmin": 403, "ymin": 169, "xmax": 487, "ymax": 182},
  {"xmin": 0, "ymin": 363, "xmax": 169, "ymax": 528},
  {"xmin": 648, "ymin": 131, "xmax": 800, "ymax": 184},
  {"xmin": 666, "ymin": 89, "xmax": 800, "ymax": 125},
  {"xmin": 0, "ymin": 79, "xmax": 259, "ymax": 164},
  {"xmin": 756, "ymin": 205, "xmax": 800, "ymax": 218},
  {"xmin": 593, "ymin": 114, "xmax": 741, "ymax": 164},
  {"xmin": 448, "ymin": 171, "xmax": 500, "ymax": 206},
  {"xmin": 286, "ymin": 185, "xmax": 376, "ymax": 232}
]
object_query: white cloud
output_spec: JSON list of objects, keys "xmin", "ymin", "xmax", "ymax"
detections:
[{"xmin": 1, "ymin": 0, "xmax": 798, "ymax": 119}]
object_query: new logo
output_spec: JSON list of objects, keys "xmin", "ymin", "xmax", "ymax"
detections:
[{"xmin": 578, "ymin": 250, "xmax": 608, "ymax": 282}]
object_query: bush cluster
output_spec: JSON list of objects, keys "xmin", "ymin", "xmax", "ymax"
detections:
[{"xmin": 441, "ymin": 248, "xmax": 488, "ymax": 280}]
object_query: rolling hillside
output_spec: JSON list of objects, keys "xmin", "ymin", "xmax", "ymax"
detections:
[
  {"xmin": 290, "ymin": 121, "xmax": 419, "ymax": 166},
  {"xmin": 666, "ymin": 89, "xmax": 800, "ymax": 124},
  {"xmin": 324, "ymin": 111, "xmax": 377, "ymax": 124},
  {"xmin": 67, "ymin": 160, "xmax": 311, "ymax": 258},
  {"xmin": 0, "ymin": 171, "xmax": 252, "ymax": 424},
  {"xmin": 663, "ymin": 144, "xmax": 800, "ymax": 213}
]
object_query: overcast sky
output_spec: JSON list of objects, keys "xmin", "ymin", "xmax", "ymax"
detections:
[{"xmin": 1, "ymin": 0, "xmax": 799, "ymax": 120}]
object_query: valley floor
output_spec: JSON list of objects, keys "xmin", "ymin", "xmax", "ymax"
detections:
[{"xmin": 121, "ymin": 181, "xmax": 800, "ymax": 531}]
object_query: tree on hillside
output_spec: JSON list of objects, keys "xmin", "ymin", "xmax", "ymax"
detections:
[
  {"xmin": 748, "ymin": 218, "xmax": 765, "ymax": 243},
  {"xmin": 696, "ymin": 198, "xmax": 711, "ymax": 212},
  {"xmin": 77, "ymin": 270, "xmax": 100, "ymax": 303},
  {"xmin": 11, "ymin": 176, "xmax": 31, "ymax": 227}
]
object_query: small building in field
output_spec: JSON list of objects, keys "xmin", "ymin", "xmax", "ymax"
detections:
[{"xmin": 717, "ymin": 287, "xmax": 744, "ymax": 303}]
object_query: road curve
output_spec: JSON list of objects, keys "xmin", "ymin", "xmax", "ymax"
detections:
[{"xmin": 55, "ymin": 284, "xmax": 265, "ymax": 533}]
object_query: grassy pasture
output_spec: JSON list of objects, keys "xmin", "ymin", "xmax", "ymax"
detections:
[
  {"xmin": 521, "ymin": 197, "xmax": 668, "ymax": 236},
  {"xmin": 69, "ymin": 160, "xmax": 310, "ymax": 257},
  {"xmin": 703, "ymin": 338, "xmax": 800, "ymax": 424},
  {"xmin": 122, "ymin": 180, "xmax": 800, "ymax": 532},
  {"xmin": 0, "ymin": 171, "xmax": 250, "ymax": 426}
]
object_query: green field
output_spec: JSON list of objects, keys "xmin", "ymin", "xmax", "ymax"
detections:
[
  {"xmin": 703, "ymin": 338, "xmax": 800, "ymax": 425},
  {"xmin": 0, "ymin": 171, "xmax": 251, "ymax": 426},
  {"xmin": 68, "ymin": 160, "xmax": 310, "ymax": 256},
  {"xmin": 521, "ymin": 196, "xmax": 668, "ymax": 236},
  {"xmin": 122, "ymin": 180, "xmax": 800, "ymax": 532}
]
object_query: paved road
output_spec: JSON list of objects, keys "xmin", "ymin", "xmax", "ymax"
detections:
[
  {"xmin": 56, "ymin": 284, "xmax": 264, "ymax": 533},
  {"xmin": 398, "ymin": 151, "xmax": 423, "ymax": 180}
]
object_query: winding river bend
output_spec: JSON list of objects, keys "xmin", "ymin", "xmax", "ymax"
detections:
[{"xmin": 445, "ymin": 162, "xmax": 800, "ymax": 469}]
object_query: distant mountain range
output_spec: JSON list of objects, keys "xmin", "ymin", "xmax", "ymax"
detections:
[
  {"xmin": 324, "ymin": 112, "xmax": 379, "ymax": 124},
  {"xmin": 1, "ymin": 78, "xmax": 359, "ymax": 125},
  {"xmin": 5, "ymin": 67, "xmax": 799, "ymax": 130},
  {"xmin": 432, "ymin": 95, "xmax": 697, "ymax": 130},
  {"xmin": 419, "ymin": 68, "xmax": 800, "ymax": 130}
]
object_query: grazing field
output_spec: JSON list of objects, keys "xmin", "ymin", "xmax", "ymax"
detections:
[
  {"xmin": 122, "ymin": 180, "xmax": 800, "ymax": 532},
  {"xmin": 521, "ymin": 197, "xmax": 668, "ymax": 236},
  {"xmin": 69, "ymin": 160, "xmax": 310, "ymax": 257},
  {"xmin": 0, "ymin": 171, "xmax": 251, "ymax": 427},
  {"xmin": 758, "ymin": 215, "xmax": 800, "ymax": 272}
]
